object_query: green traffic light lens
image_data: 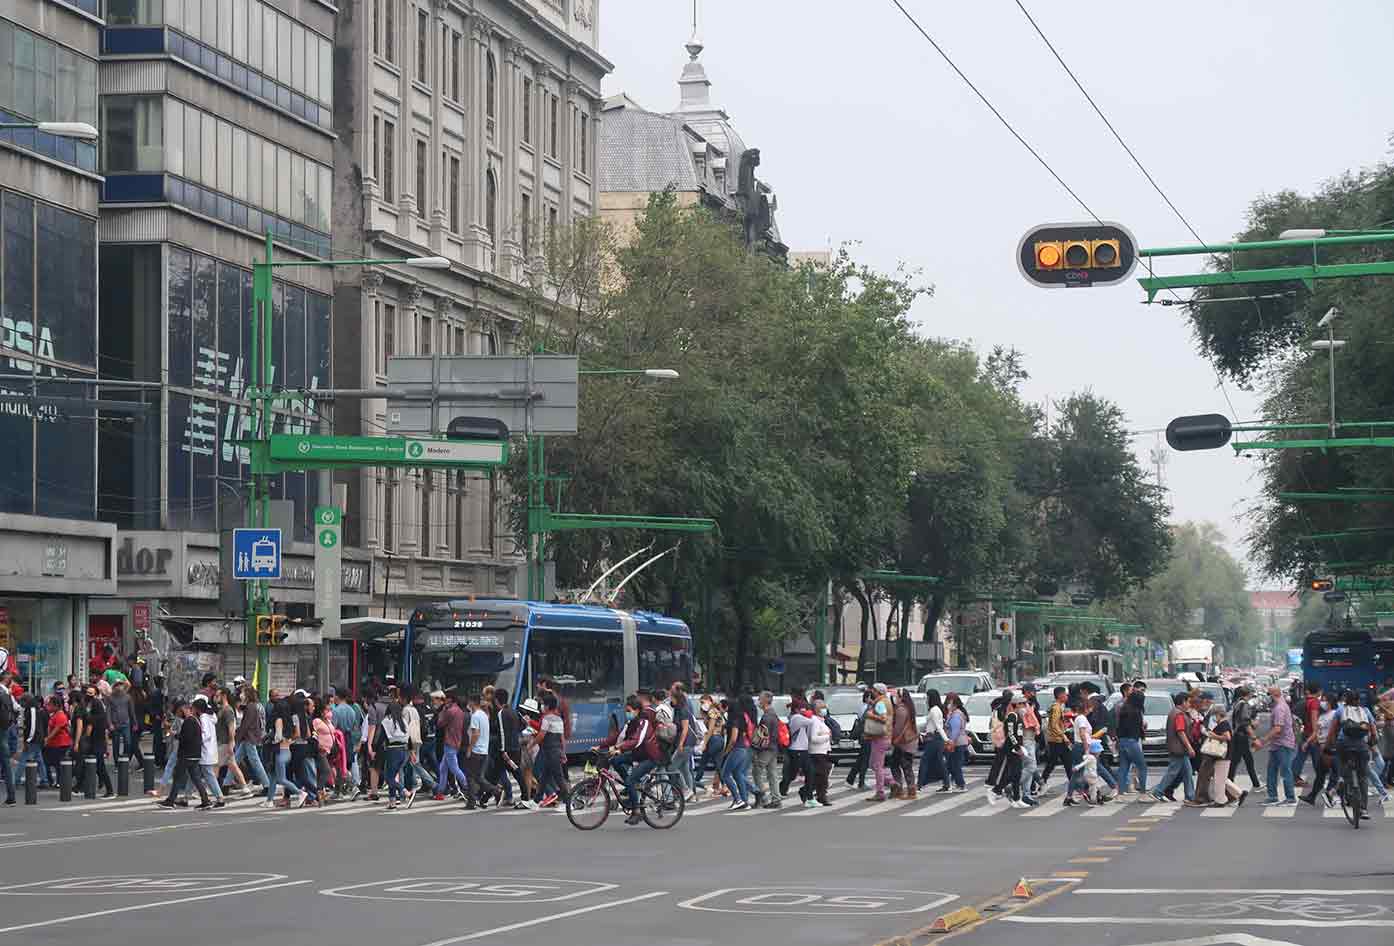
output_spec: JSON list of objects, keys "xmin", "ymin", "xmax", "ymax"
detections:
[
  {"xmin": 1064, "ymin": 243, "xmax": 1090, "ymax": 267},
  {"xmin": 1093, "ymin": 242, "xmax": 1118, "ymax": 266}
]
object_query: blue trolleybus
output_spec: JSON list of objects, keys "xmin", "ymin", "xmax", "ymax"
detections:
[
  {"xmin": 1301, "ymin": 629, "xmax": 1391, "ymax": 705},
  {"xmin": 400, "ymin": 599, "xmax": 693, "ymax": 752}
]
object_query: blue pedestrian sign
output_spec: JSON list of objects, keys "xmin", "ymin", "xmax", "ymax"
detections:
[{"xmin": 233, "ymin": 528, "xmax": 282, "ymax": 580}]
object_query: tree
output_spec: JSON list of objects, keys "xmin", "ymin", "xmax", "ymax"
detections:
[{"xmin": 1184, "ymin": 156, "xmax": 1394, "ymax": 583}]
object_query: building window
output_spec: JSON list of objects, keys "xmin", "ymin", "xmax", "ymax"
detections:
[
  {"xmin": 383, "ymin": 471, "xmax": 396, "ymax": 551},
  {"xmin": 384, "ymin": 0, "xmax": 396, "ymax": 64},
  {"xmin": 522, "ymin": 77, "xmax": 533, "ymax": 145},
  {"xmin": 102, "ymin": 95, "xmax": 164, "ymax": 172},
  {"xmin": 419, "ymin": 314, "xmax": 432, "ymax": 355},
  {"xmin": 578, "ymin": 113, "xmax": 589, "ymax": 175},
  {"xmin": 372, "ymin": 0, "xmax": 381, "ymax": 57},
  {"xmin": 548, "ymin": 94, "xmax": 558, "ymax": 159},
  {"xmin": 454, "ymin": 325, "xmax": 465, "ymax": 355},
  {"xmin": 416, "ymin": 7, "xmax": 429, "ymax": 84},
  {"xmin": 382, "ymin": 302, "xmax": 396, "ymax": 373},
  {"xmin": 485, "ymin": 170, "xmax": 497, "ymax": 241},
  {"xmin": 450, "ymin": 31, "xmax": 462, "ymax": 103},
  {"xmin": 372, "ymin": 115, "xmax": 380, "ymax": 182},
  {"xmin": 486, "ymin": 51, "xmax": 497, "ymax": 122},
  {"xmin": 547, "ymin": 205, "xmax": 558, "ymax": 237},
  {"xmin": 519, "ymin": 192, "xmax": 531, "ymax": 256},
  {"xmin": 439, "ymin": 24, "xmax": 447, "ymax": 94},
  {"xmin": 382, "ymin": 119, "xmax": 395, "ymax": 202},
  {"xmin": 420, "ymin": 472, "xmax": 432, "ymax": 553},
  {"xmin": 415, "ymin": 138, "xmax": 428, "ymax": 217},
  {"xmin": 448, "ymin": 155, "xmax": 461, "ymax": 234}
]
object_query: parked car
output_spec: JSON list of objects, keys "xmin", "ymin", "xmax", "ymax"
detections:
[
  {"xmin": 916, "ymin": 671, "xmax": 995, "ymax": 695},
  {"xmin": 1038, "ymin": 671, "xmax": 1115, "ymax": 697}
]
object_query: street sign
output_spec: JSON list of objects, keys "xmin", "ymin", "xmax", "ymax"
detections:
[
  {"xmin": 233, "ymin": 528, "xmax": 282, "ymax": 580},
  {"xmin": 386, "ymin": 354, "xmax": 579, "ymax": 436},
  {"xmin": 995, "ymin": 617, "xmax": 1015, "ymax": 639},
  {"xmin": 313, "ymin": 506, "xmax": 342, "ymax": 643},
  {"xmin": 268, "ymin": 434, "xmax": 508, "ymax": 468}
]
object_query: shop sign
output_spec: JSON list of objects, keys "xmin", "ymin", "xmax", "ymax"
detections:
[
  {"xmin": 132, "ymin": 603, "xmax": 151, "ymax": 631},
  {"xmin": 116, "ymin": 537, "xmax": 176, "ymax": 577},
  {"xmin": 271, "ymin": 561, "xmax": 371, "ymax": 595},
  {"xmin": 42, "ymin": 544, "xmax": 67, "ymax": 577}
]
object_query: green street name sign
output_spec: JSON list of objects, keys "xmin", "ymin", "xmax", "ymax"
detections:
[{"xmin": 269, "ymin": 434, "xmax": 508, "ymax": 469}]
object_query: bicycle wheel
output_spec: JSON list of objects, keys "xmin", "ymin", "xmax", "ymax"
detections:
[
  {"xmin": 639, "ymin": 774, "xmax": 685, "ymax": 829},
  {"xmin": 565, "ymin": 777, "xmax": 611, "ymax": 831},
  {"xmin": 1341, "ymin": 764, "xmax": 1361, "ymax": 830}
]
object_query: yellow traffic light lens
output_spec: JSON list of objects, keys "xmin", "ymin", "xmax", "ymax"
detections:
[
  {"xmin": 1036, "ymin": 243, "xmax": 1061, "ymax": 268},
  {"xmin": 1064, "ymin": 242, "xmax": 1090, "ymax": 267},
  {"xmin": 1093, "ymin": 241, "xmax": 1118, "ymax": 266}
]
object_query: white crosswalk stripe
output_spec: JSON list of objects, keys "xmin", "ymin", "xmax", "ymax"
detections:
[
  {"xmin": 1081, "ymin": 800, "xmax": 1129, "ymax": 817},
  {"xmin": 902, "ymin": 787, "xmax": 987, "ymax": 817},
  {"xmin": 1262, "ymin": 802, "xmax": 1298, "ymax": 817},
  {"xmin": 1200, "ymin": 803, "xmax": 1238, "ymax": 818},
  {"xmin": 1021, "ymin": 795, "xmax": 1070, "ymax": 818}
]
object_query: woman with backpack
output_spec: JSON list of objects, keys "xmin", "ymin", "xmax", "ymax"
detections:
[
  {"xmin": 863, "ymin": 683, "xmax": 892, "ymax": 802},
  {"xmin": 889, "ymin": 688, "xmax": 918, "ymax": 799},
  {"xmin": 379, "ymin": 694, "xmax": 412, "ymax": 811},
  {"xmin": 719, "ymin": 695, "xmax": 758, "ymax": 811}
]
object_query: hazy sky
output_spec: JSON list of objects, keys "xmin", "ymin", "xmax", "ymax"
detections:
[{"xmin": 598, "ymin": 0, "xmax": 1394, "ymax": 578}]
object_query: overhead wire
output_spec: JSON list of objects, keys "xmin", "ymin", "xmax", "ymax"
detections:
[
  {"xmin": 885, "ymin": 0, "xmax": 1102, "ymax": 224},
  {"xmin": 1004, "ymin": 0, "xmax": 1243, "ymax": 422}
]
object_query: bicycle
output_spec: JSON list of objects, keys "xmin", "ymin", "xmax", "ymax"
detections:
[
  {"xmin": 1162, "ymin": 894, "xmax": 1387, "ymax": 921},
  {"xmin": 565, "ymin": 756, "xmax": 685, "ymax": 830},
  {"xmin": 1336, "ymin": 746, "xmax": 1366, "ymax": 829}
]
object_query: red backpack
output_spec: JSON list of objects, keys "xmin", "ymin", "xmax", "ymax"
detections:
[{"xmin": 776, "ymin": 719, "xmax": 791, "ymax": 749}]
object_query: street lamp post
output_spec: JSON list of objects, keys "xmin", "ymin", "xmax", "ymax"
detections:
[
  {"xmin": 245, "ymin": 231, "xmax": 449, "ymax": 696},
  {"xmin": 0, "ymin": 121, "xmax": 99, "ymax": 140},
  {"xmin": 524, "ymin": 366, "xmax": 680, "ymax": 601}
]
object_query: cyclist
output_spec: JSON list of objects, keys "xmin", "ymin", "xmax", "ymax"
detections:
[
  {"xmin": 1326, "ymin": 688, "xmax": 1375, "ymax": 820},
  {"xmin": 599, "ymin": 694, "xmax": 661, "ymax": 826}
]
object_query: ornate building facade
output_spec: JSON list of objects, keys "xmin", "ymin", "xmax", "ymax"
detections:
[{"xmin": 332, "ymin": 0, "xmax": 611, "ymax": 614}]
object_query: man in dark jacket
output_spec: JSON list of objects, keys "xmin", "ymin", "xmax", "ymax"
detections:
[
  {"xmin": 602, "ymin": 694, "xmax": 660, "ymax": 825},
  {"xmin": 157, "ymin": 701, "xmax": 211, "ymax": 809}
]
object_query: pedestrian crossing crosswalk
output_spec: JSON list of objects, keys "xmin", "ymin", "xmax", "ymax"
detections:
[{"xmin": 33, "ymin": 784, "xmax": 1393, "ymax": 823}]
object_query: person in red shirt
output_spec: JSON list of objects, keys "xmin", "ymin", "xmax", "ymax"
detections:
[
  {"xmin": 43, "ymin": 695, "xmax": 72, "ymax": 787},
  {"xmin": 1294, "ymin": 682, "xmax": 1323, "ymax": 787},
  {"xmin": 601, "ymin": 694, "xmax": 660, "ymax": 825},
  {"xmin": 433, "ymin": 694, "xmax": 470, "ymax": 803}
]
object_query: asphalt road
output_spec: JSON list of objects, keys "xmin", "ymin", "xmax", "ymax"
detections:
[{"xmin": 0, "ymin": 755, "xmax": 1387, "ymax": 946}]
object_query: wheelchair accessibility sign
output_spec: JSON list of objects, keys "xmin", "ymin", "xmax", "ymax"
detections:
[{"xmin": 233, "ymin": 528, "xmax": 282, "ymax": 580}]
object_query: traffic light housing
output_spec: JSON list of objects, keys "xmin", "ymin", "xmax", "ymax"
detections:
[
  {"xmin": 255, "ymin": 614, "xmax": 289, "ymax": 646},
  {"xmin": 1018, "ymin": 222, "xmax": 1138, "ymax": 288},
  {"xmin": 1166, "ymin": 414, "xmax": 1233, "ymax": 452},
  {"xmin": 1309, "ymin": 578, "xmax": 1334, "ymax": 593}
]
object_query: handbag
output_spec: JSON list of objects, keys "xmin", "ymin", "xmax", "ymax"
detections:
[
  {"xmin": 863, "ymin": 714, "xmax": 887, "ymax": 739},
  {"xmin": 1200, "ymin": 736, "xmax": 1227, "ymax": 758}
]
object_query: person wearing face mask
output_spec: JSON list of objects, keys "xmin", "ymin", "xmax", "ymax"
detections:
[
  {"xmin": 601, "ymin": 694, "xmax": 662, "ymax": 825},
  {"xmin": 804, "ymin": 699, "xmax": 834, "ymax": 807},
  {"xmin": 1299, "ymin": 693, "xmax": 1339, "ymax": 807},
  {"xmin": 693, "ymin": 694, "xmax": 725, "ymax": 797}
]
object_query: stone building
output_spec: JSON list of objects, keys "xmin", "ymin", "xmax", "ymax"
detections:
[{"xmin": 331, "ymin": 0, "xmax": 611, "ymax": 621}]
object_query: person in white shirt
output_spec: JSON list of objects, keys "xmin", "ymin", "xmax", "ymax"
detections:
[
  {"xmin": 193, "ymin": 695, "xmax": 224, "ymax": 808},
  {"xmin": 466, "ymin": 692, "xmax": 502, "ymax": 807}
]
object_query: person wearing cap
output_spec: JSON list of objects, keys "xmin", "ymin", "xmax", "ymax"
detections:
[
  {"xmin": 995, "ymin": 691, "xmax": 1028, "ymax": 808},
  {"xmin": 517, "ymin": 697, "xmax": 542, "ymax": 807},
  {"xmin": 863, "ymin": 683, "xmax": 892, "ymax": 802}
]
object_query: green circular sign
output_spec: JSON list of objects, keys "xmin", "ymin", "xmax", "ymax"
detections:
[
  {"xmin": 318, "ymin": 530, "xmax": 338, "ymax": 549},
  {"xmin": 407, "ymin": 442, "xmax": 424, "ymax": 458}
]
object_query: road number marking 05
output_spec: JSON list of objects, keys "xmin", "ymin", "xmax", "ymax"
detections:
[
  {"xmin": 384, "ymin": 882, "xmax": 556, "ymax": 897},
  {"xmin": 734, "ymin": 893, "xmax": 900, "ymax": 909}
]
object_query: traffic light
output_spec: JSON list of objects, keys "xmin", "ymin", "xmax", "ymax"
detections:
[
  {"xmin": 1165, "ymin": 413, "xmax": 1233, "ymax": 452},
  {"xmin": 1017, "ymin": 222, "xmax": 1138, "ymax": 288},
  {"xmin": 1309, "ymin": 578, "xmax": 1334, "ymax": 593},
  {"xmin": 255, "ymin": 614, "xmax": 289, "ymax": 646}
]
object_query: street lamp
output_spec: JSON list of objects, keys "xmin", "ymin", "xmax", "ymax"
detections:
[
  {"xmin": 0, "ymin": 121, "xmax": 99, "ymax": 140},
  {"xmin": 1311, "ymin": 306, "xmax": 1344, "ymax": 437},
  {"xmin": 243, "ymin": 232, "xmax": 454, "ymax": 696}
]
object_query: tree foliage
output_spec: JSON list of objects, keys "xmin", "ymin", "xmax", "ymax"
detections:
[
  {"xmin": 510, "ymin": 192, "xmax": 1174, "ymax": 686},
  {"xmin": 1185, "ymin": 155, "xmax": 1394, "ymax": 585}
]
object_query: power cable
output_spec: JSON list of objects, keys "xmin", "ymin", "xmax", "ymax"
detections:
[
  {"xmin": 886, "ymin": 0, "xmax": 1102, "ymax": 223},
  {"xmin": 1010, "ymin": 0, "xmax": 1211, "ymax": 250}
]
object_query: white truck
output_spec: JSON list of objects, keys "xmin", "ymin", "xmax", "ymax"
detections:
[{"xmin": 1169, "ymin": 639, "xmax": 1216, "ymax": 680}]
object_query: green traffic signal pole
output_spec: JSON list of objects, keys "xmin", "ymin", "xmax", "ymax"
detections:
[{"xmin": 247, "ymin": 232, "xmax": 450, "ymax": 697}]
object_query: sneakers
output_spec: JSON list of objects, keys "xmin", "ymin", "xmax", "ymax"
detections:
[
  {"xmin": 935, "ymin": 785, "xmax": 952, "ymax": 794},
  {"xmin": 1009, "ymin": 799, "xmax": 1028, "ymax": 809},
  {"xmin": 404, "ymin": 788, "xmax": 417, "ymax": 810},
  {"xmin": 212, "ymin": 800, "xmax": 226, "ymax": 809},
  {"xmin": 1261, "ymin": 797, "xmax": 1285, "ymax": 806},
  {"xmin": 155, "ymin": 799, "xmax": 175, "ymax": 809},
  {"xmin": 624, "ymin": 813, "xmax": 643, "ymax": 825},
  {"xmin": 986, "ymin": 790, "xmax": 1000, "ymax": 806},
  {"xmin": 731, "ymin": 801, "xmax": 749, "ymax": 811},
  {"xmin": 539, "ymin": 793, "xmax": 558, "ymax": 808},
  {"xmin": 195, "ymin": 802, "xmax": 213, "ymax": 811},
  {"xmin": 803, "ymin": 798, "xmax": 818, "ymax": 809},
  {"xmin": 385, "ymin": 801, "xmax": 399, "ymax": 811},
  {"xmin": 1021, "ymin": 796, "xmax": 1039, "ymax": 807},
  {"xmin": 1238, "ymin": 791, "xmax": 1249, "ymax": 807},
  {"xmin": 951, "ymin": 785, "xmax": 967, "ymax": 793},
  {"xmin": 296, "ymin": 792, "xmax": 311, "ymax": 809},
  {"xmin": 764, "ymin": 801, "xmax": 782, "ymax": 810},
  {"xmin": 257, "ymin": 799, "xmax": 278, "ymax": 809},
  {"xmin": 818, "ymin": 797, "xmax": 833, "ymax": 806}
]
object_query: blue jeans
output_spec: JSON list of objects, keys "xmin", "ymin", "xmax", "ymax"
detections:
[
  {"xmin": 234, "ymin": 741, "xmax": 269, "ymax": 788},
  {"xmin": 669, "ymin": 747, "xmax": 695, "ymax": 796},
  {"xmin": 1115, "ymin": 738, "xmax": 1147, "ymax": 792},
  {"xmin": 19, "ymin": 743, "xmax": 45, "ymax": 785},
  {"xmin": 266, "ymin": 747, "xmax": 302, "ymax": 801},
  {"xmin": 1018, "ymin": 741, "xmax": 1038, "ymax": 802},
  {"xmin": 383, "ymin": 747, "xmax": 407, "ymax": 802},
  {"xmin": 1156, "ymin": 753, "xmax": 1194, "ymax": 800},
  {"xmin": 721, "ymin": 746, "xmax": 755, "ymax": 803},
  {"xmin": 1266, "ymin": 744, "xmax": 1296, "ymax": 801},
  {"xmin": 946, "ymin": 745, "xmax": 967, "ymax": 788},
  {"xmin": 694, "ymin": 735, "xmax": 724, "ymax": 788},
  {"xmin": 438, "ymin": 746, "xmax": 468, "ymax": 795},
  {"xmin": 623, "ymin": 757, "xmax": 658, "ymax": 812},
  {"xmin": 1068, "ymin": 743, "xmax": 1087, "ymax": 793},
  {"xmin": 918, "ymin": 735, "xmax": 946, "ymax": 788},
  {"xmin": 1293, "ymin": 742, "xmax": 1320, "ymax": 782}
]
